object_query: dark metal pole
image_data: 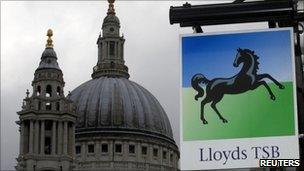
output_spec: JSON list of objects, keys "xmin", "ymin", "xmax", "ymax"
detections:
[
  {"xmin": 169, "ymin": 0, "xmax": 297, "ymax": 27},
  {"xmin": 295, "ymin": 22, "xmax": 304, "ymax": 171}
]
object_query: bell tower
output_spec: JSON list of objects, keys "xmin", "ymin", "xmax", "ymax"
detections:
[
  {"xmin": 16, "ymin": 29, "xmax": 77, "ymax": 171},
  {"xmin": 91, "ymin": 0, "xmax": 129, "ymax": 79}
]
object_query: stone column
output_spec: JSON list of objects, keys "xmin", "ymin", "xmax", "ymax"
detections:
[
  {"xmin": 29, "ymin": 120, "xmax": 34, "ymax": 154},
  {"xmin": 34, "ymin": 120, "xmax": 39, "ymax": 154},
  {"xmin": 52, "ymin": 121, "xmax": 57, "ymax": 155},
  {"xmin": 58, "ymin": 121, "xmax": 63, "ymax": 155},
  {"xmin": 160, "ymin": 146, "xmax": 163, "ymax": 165},
  {"xmin": 19, "ymin": 121, "xmax": 25, "ymax": 155},
  {"xmin": 81, "ymin": 142, "xmax": 86, "ymax": 160},
  {"xmin": 40, "ymin": 120, "xmax": 45, "ymax": 155},
  {"xmin": 63, "ymin": 121, "xmax": 68, "ymax": 155},
  {"xmin": 40, "ymin": 83, "xmax": 46, "ymax": 98},
  {"xmin": 68, "ymin": 123, "xmax": 71, "ymax": 155},
  {"xmin": 68, "ymin": 123, "xmax": 75, "ymax": 156},
  {"xmin": 107, "ymin": 42, "xmax": 109, "ymax": 59},
  {"xmin": 148, "ymin": 144, "xmax": 152, "ymax": 163},
  {"xmin": 136, "ymin": 142, "xmax": 140, "ymax": 161},
  {"xmin": 71, "ymin": 124, "xmax": 75, "ymax": 156},
  {"xmin": 116, "ymin": 42, "xmax": 118, "ymax": 58},
  {"xmin": 118, "ymin": 42, "xmax": 121, "ymax": 59},
  {"xmin": 96, "ymin": 140, "xmax": 100, "ymax": 158}
]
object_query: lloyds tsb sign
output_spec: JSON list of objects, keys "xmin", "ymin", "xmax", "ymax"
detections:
[{"xmin": 180, "ymin": 28, "xmax": 299, "ymax": 170}]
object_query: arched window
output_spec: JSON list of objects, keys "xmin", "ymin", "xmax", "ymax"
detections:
[
  {"xmin": 115, "ymin": 144, "xmax": 122, "ymax": 153},
  {"xmin": 56, "ymin": 86, "xmax": 61, "ymax": 96},
  {"xmin": 101, "ymin": 143, "xmax": 108, "ymax": 153},
  {"xmin": 109, "ymin": 41, "xmax": 115, "ymax": 56},
  {"xmin": 44, "ymin": 137, "xmax": 51, "ymax": 154},
  {"xmin": 37, "ymin": 86, "xmax": 41, "ymax": 96},
  {"xmin": 46, "ymin": 85, "xmax": 52, "ymax": 97},
  {"xmin": 45, "ymin": 120, "xmax": 52, "ymax": 130},
  {"xmin": 76, "ymin": 145, "xmax": 81, "ymax": 154},
  {"xmin": 46, "ymin": 102, "xmax": 51, "ymax": 110},
  {"xmin": 88, "ymin": 144, "xmax": 95, "ymax": 153}
]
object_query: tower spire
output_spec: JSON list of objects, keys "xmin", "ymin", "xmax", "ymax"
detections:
[
  {"xmin": 36, "ymin": 29, "xmax": 61, "ymax": 71},
  {"xmin": 16, "ymin": 29, "xmax": 76, "ymax": 171},
  {"xmin": 92, "ymin": 1, "xmax": 129, "ymax": 79},
  {"xmin": 107, "ymin": 0, "xmax": 116, "ymax": 15},
  {"xmin": 46, "ymin": 29, "xmax": 53, "ymax": 48}
]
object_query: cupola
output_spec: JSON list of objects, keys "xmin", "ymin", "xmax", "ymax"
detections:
[{"xmin": 92, "ymin": 0, "xmax": 129, "ymax": 79}]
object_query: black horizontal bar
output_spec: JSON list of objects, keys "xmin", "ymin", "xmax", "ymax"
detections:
[{"xmin": 169, "ymin": 0, "xmax": 302, "ymax": 27}]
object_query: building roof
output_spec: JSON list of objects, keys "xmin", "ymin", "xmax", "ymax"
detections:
[
  {"xmin": 68, "ymin": 77, "xmax": 174, "ymax": 139},
  {"xmin": 36, "ymin": 47, "xmax": 61, "ymax": 71},
  {"xmin": 36, "ymin": 29, "xmax": 61, "ymax": 71}
]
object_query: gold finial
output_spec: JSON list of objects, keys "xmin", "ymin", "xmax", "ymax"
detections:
[
  {"xmin": 46, "ymin": 29, "xmax": 54, "ymax": 48},
  {"xmin": 107, "ymin": 0, "xmax": 116, "ymax": 15}
]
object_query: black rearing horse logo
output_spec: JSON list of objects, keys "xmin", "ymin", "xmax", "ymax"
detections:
[{"xmin": 191, "ymin": 48, "xmax": 284, "ymax": 124}]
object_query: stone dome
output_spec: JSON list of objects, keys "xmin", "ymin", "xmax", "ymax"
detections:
[
  {"xmin": 41, "ymin": 47, "xmax": 57, "ymax": 58},
  {"xmin": 36, "ymin": 47, "xmax": 60, "ymax": 70},
  {"xmin": 67, "ymin": 2, "xmax": 179, "ymax": 170},
  {"xmin": 102, "ymin": 14, "xmax": 120, "ymax": 27},
  {"xmin": 69, "ymin": 76, "xmax": 174, "ymax": 140}
]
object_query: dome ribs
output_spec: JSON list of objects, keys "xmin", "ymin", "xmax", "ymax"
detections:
[
  {"xmin": 101, "ymin": 78, "xmax": 111, "ymax": 126},
  {"xmin": 76, "ymin": 80, "xmax": 95, "ymax": 128},
  {"xmin": 69, "ymin": 77, "xmax": 174, "ymax": 139},
  {"xmin": 140, "ymin": 86, "xmax": 164, "ymax": 134},
  {"xmin": 152, "ymin": 95, "xmax": 173, "ymax": 137},
  {"xmin": 130, "ymin": 82, "xmax": 145, "ymax": 129},
  {"xmin": 91, "ymin": 77, "xmax": 104, "ymax": 127},
  {"xmin": 97, "ymin": 77, "xmax": 106, "ymax": 127},
  {"xmin": 87, "ymin": 77, "xmax": 102, "ymax": 127},
  {"xmin": 121, "ymin": 78, "xmax": 136, "ymax": 128},
  {"xmin": 117, "ymin": 79, "xmax": 132, "ymax": 128},
  {"xmin": 133, "ymin": 83, "xmax": 152, "ymax": 130},
  {"xmin": 125, "ymin": 80, "xmax": 140, "ymax": 129},
  {"xmin": 84, "ymin": 80, "xmax": 97, "ymax": 127},
  {"xmin": 112, "ymin": 79, "xmax": 124, "ymax": 126}
]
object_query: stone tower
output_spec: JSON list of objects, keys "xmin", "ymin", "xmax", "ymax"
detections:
[
  {"xmin": 16, "ymin": 29, "xmax": 77, "ymax": 171},
  {"xmin": 91, "ymin": 0, "xmax": 129, "ymax": 79}
]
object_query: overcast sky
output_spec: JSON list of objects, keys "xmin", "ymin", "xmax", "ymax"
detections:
[{"xmin": 0, "ymin": 1, "xmax": 272, "ymax": 170}]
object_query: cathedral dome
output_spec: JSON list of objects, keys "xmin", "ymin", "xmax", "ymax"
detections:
[
  {"xmin": 67, "ymin": 1, "xmax": 179, "ymax": 170},
  {"xmin": 69, "ymin": 76, "xmax": 174, "ymax": 140}
]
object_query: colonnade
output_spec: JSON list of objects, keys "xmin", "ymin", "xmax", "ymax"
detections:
[{"xmin": 19, "ymin": 120, "xmax": 75, "ymax": 156}]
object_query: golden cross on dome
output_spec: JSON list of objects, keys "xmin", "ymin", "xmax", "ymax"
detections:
[
  {"xmin": 46, "ymin": 29, "xmax": 54, "ymax": 48},
  {"xmin": 107, "ymin": 0, "xmax": 116, "ymax": 15}
]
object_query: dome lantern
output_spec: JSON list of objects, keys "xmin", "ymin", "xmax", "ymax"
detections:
[
  {"xmin": 36, "ymin": 29, "xmax": 61, "ymax": 71},
  {"xmin": 91, "ymin": 0, "xmax": 130, "ymax": 79}
]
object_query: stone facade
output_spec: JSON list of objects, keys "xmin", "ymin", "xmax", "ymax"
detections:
[{"xmin": 73, "ymin": 134, "xmax": 179, "ymax": 171}]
